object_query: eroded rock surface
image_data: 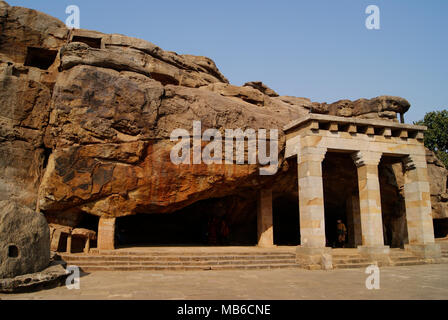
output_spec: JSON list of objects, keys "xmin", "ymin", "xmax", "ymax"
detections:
[
  {"xmin": 427, "ymin": 149, "xmax": 448, "ymax": 220},
  {"xmin": 0, "ymin": 1, "xmax": 446, "ymax": 240}
]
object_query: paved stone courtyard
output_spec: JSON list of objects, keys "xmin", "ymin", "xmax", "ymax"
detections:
[{"xmin": 1, "ymin": 263, "xmax": 447, "ymax": 300}]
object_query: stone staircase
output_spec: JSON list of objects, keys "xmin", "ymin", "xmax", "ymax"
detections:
[
  {"xmin": 436, "ymin": 239, "xmax": 448, "ymax": 261},
  {"xmin": 389, "ymin": 249, "xmax": 426, "ymax": 266},
  {"xmin": 331, "ymin": 249, "xmax": 427, "ymax": 269},
  {"xmin": 441, "ymin": 248, "xmax": 448, "ymax": 260},
  {"xmin": 58, "ymin": 246, "xmax": 441, "ymax": 272},
  {"xmin": 332, "ymin": 252, "xmax": 372, "ymax": 269},
  {"xmin": 59, "ymin": 249, "xmax": 299, "ymax": 272},
  {"xmin": 443, "ymin": 249, "xmax": 448, "ymax": 258}
]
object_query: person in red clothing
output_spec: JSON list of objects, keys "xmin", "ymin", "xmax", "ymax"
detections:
[{"xmin": 336, "ymin": 219, "xmax": 347, "ymax": 248}]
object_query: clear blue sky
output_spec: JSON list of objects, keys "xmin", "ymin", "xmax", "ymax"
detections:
[{"xmin": 7, "ymin": 0, "xmax": 448, "ymax": 123}]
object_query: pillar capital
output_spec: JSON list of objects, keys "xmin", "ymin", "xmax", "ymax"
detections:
[
  {"xmin": 402, "ymin": 154, "xmax": 427, "ymax": 171},
  {"xmin": 351, "ymin": 151, "xmax": 382, "ymax": 167},
  {"xmin": 298, "ymin": 147, "xmax": 327, "ymax": 163}
]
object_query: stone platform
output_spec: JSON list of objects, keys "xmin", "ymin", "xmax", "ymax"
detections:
[
  {"xmin": 57, "ymin": 246, "xmax": 441, "ymax": 272},
  {"xmin": 59, "ymin": 246, "xmax": 299, "ymax": 272}
]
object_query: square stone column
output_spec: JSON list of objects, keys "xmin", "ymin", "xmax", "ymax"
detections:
[
  {"xmin": 346, "ymin": 194, "xmax": 362, "ymax": 247},
  {"xmin": 296, "ymin": 147, "xmax": 332, "ymax": 269},
  {"xmin": 403, "ymin": 155, "xmax": 441, "ymax": 259},
  {"xmin": 352, "ymin": 151, "xmax": 390, "ymax": 262},
  {"xmin": 98, "ymin": 216, "xmax": 116, "ymax": 251},
  {"xmin": 297, "ymin": 147, "xmax": 327, "ymax": 248},
  {"xmin": 257, "ymin": 188, "xmax": 274, "ymax": 247}
]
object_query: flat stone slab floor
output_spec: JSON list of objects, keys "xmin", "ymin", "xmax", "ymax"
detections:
[{"xmin": 1, "ymin": 263, "xmax": 447, "ymax": 300}]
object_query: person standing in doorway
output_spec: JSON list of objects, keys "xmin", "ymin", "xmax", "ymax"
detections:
[{"xmin": 336, "ymin": 219, "xmax": 347, "ymax": 248}]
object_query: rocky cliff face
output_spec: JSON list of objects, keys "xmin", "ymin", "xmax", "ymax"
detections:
[{"xmin": 0, "ymin": 1, "xmax": 446, "ymax": 238}]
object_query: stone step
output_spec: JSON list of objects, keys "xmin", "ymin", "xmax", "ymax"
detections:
[
  {"xmin": 390, "ymin": 252, "xmax": 419, "ymax": 257},
  {"xmin": 61, "ymin": 258, "xmax": 297, "ymax": 267},
  {"xmin": 333, "ymin": 262, "xmax": 372, "ymax": 269},
  {"xmin": 391, "ymin": 260, "xmax": 425, "ymax": 267},
  {"xmin": 60, "ymin": 254, "xmax": 296, "ymax": 262},
  {"xmin": 87, "ymin": 250, "xmax": 294, "ymax": 257},
  {"xmin": 332, "ymin": 259, "xmax": 370, "ymax": 264},
  {"xmin": 332, "ymin": 254, "xmax": 369, "ymax": 265},
  {"xmin": 331, "ymin": 254, "xmax": 362, "ymax": 258},
  {"xmin": 78, "ymin": 264, "xmax": 301, "ymax": 272},
  {"xmin": 391, "ymin": 256, "xmax": 421, "ymax": 261}
]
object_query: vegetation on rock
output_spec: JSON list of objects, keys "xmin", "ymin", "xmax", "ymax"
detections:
[{"xmin": 416, "ymin": 110, "xmax": 448, "ymax": 168}]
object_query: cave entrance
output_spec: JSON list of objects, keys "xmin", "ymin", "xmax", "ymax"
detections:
[
  {"xmin": 71, "ymin": 35, "xmax": 102, "ymax": 48},
  {"xmin": 24, "ymin": 47, "xmax": 58, "ymax": 70},
  {"xmin": 116, "ymin": 196, "xmax": 258, "ymax": 247},
  {"xmin": 322, "ymin": 152, "xmax": 361, "ymax": 248},
  {"xmin": 273, "ymin": 194, "xmax": 300, "ymax": 245},
  {"xmin": 379, "ymin": 156, "xmax": 408, "ymax": 248}
]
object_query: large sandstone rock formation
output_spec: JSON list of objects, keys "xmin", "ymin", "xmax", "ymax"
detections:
[
  {"xmin": 0, "ymin": 1, "xmax": 447, "ymax": 243},
  {"xmin": 0, "ymin": 200, "xmax": 50, "ymax": 278}
]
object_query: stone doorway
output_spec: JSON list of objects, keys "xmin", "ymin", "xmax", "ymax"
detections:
[
  {"xmin": 273, "ymin": 194, "xmax": 300, "ymax": 246},
  {"xmin": 322, "ymin": 152, "xmax": 361, "ymax": 248}
]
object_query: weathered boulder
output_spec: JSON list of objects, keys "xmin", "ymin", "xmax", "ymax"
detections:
[
  {"xmin": 38, "ymin": 63, "xmax": 305, "ymax": 218},
  {"xmin": 426, "ymin": 149, "xmax": 448, "ymax": 219},
  {"xmin": 0, "ymin": 200, "xmax": 50, "ymax": 278},
  {"xmin": 244, "ymin": 81, "xmax": 279, "ymax": 97},
  {"xmin": 0, "ymin": 261, "xmax": 67, "ymax": 293},
  {"xmin": 203, "ymin": 82, "xmax": 266, "ymax": 106},
  {"xmin": 325, "ymin": 96, "xmax": 410, "ymax": 121},
  {"xmin": 60, "ymin": 32, "xmax": 228, "ymax": 88}
]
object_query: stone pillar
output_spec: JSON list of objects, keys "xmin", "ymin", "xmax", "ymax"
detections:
[
  {"xmin": 297, "ymin": 147, "xmax": 327, "ymax": 248},
  {"xmin": 84, "ymin": 238, "xmax": 90, "ymax": 254},
  {"xmin": 352, "ymin": 151, "xmax": 390, "ymax": 261},
  {"xmin": 346, "ymin": 194, "xmax": 362, "ymax": 248},
  {"xmin": 403, "ymin": 155, "xmax": 441, "ymax": 259},
  {"xmin": 98, "ymin": 216, "xmax": 116, "ymax": 251},
  {"xmin": 257, "ymin": 188, "xmax": 274, "ymax": 247},
  {"xmin": 66, "ymin": 234, "xmax": 72, "ymax": 254},
  {"xmin": 50, "ymin": 229, "xmax": 61, "ymax": 252},
  {"xmin": 296, "ymin": 147, "xmax": 332, "ymax": 269}
]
